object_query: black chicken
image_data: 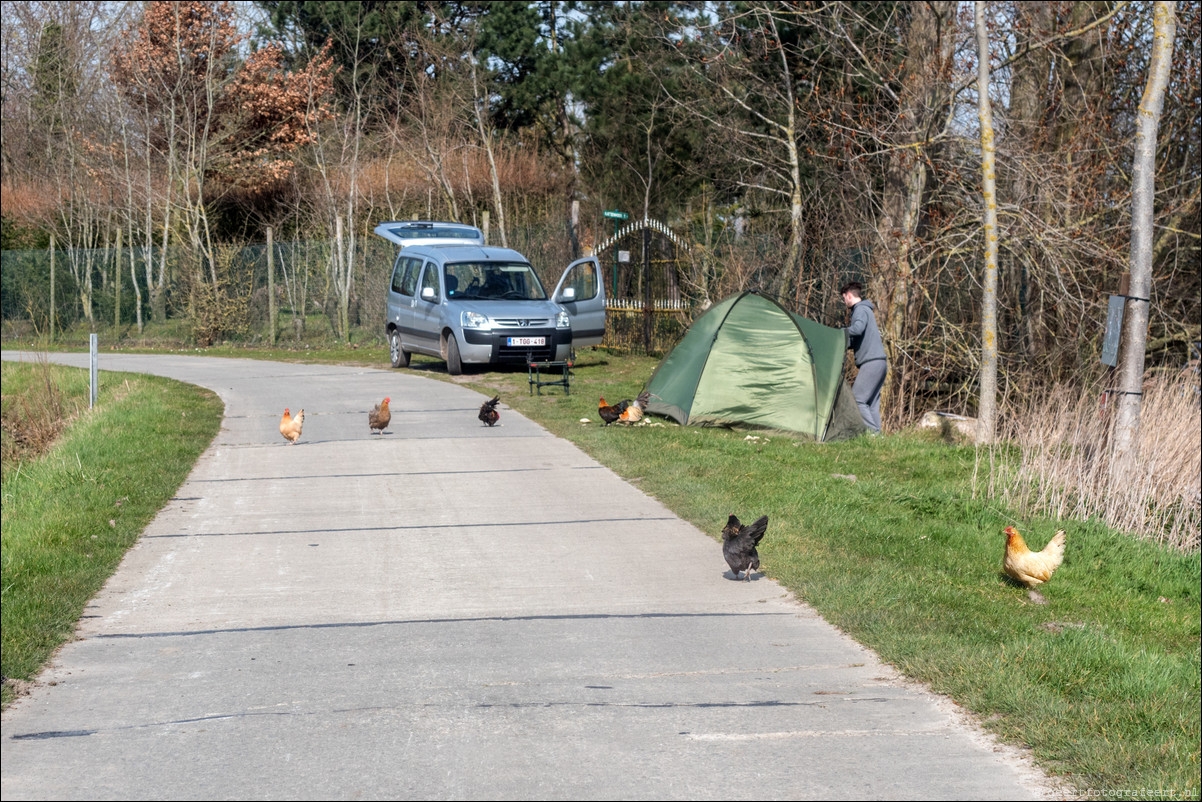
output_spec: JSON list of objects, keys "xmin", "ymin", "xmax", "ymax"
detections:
[
  {"xmin": 722, "ymin": 514, "xmax": 769, "ymax": 581},
  {"xmin": 478, "ymin": 395, "xmax": 500, "ymax": 427}
]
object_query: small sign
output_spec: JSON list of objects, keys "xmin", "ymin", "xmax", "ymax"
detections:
[
  {"xmin": 1101, "ymin": 295, "xmax": 1124, "ymax": 366},
  {"xmin": 618, "ymin": 250, "xmax": 630, "ymax": 263},
  {"xmin": 603, "ymin": 210, "xmax": 629, "ymax": 220}
]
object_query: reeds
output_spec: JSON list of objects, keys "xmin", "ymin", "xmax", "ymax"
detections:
[{"xmin": 987, "ymin": 373, "xmax": 1201, "ymax": 551}]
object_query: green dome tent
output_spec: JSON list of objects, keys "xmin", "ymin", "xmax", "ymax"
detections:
[{"xmin": 644, "ymin": 291, "xmax": 865, "ymax": 441}]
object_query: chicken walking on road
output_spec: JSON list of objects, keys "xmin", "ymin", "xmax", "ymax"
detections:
[
  {"xmin": 280, "ymin": 408, "xmax": 304, "ymax": 444},
  {"xmin": 479, "ymin": 395, "xmax": 500, "ymax": 427},
  {"xmin": 722, "ymin": 514, "xmax": 769, "ymax": 581},
  {"xmin": 368, "ymin": 397, "xmax": 392, "ymax": 435}
]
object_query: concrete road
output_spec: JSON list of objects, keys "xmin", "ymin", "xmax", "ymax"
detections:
[{"xmin": 1, "ymin": 352, "xmax": 1055, "ymax": 800}]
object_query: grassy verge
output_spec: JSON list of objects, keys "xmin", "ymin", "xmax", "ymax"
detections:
[
  {"xmin": 1, "ymin": 361, "xmax": 222, "ymax": 708},
  {"xmin": 458, "ymin": 349, "xmax": 1201, "ymax": 800}
]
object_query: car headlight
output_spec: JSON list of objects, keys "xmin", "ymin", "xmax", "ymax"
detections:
[
  {"xmin": 556, "ymin": 311, "xmax": 570, "ymax": 329},
  {"xmin": 461, "ymin": 311, "xmax": 491, "ymax": 330}
]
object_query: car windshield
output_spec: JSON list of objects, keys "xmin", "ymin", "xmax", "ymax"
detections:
[{"xmin": 445, "ymin": 262, "xmax": 548, "ymax": 301}]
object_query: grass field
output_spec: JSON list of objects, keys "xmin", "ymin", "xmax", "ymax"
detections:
[{"xmin": 1, "ymin": 344, "xmax": 1198, "ymax": 799}]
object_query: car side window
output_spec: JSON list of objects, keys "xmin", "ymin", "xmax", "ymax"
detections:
[
  {"xmin": 399, "ymin": 257, "xmax": 421, "ymax": 296},
  {"xmin": 419, "ymin": 261, "xmax": 440, "ymax": 300},
  {"xmin": 562, "ymin": 262, "xmax": 598, "ymax": 301},
  {"xmin": 390, "ymin": 255, "xmax": 408, "ymax": 295}
]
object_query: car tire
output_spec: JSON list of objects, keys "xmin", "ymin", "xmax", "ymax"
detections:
[
  {"xmin": 389, "ymin": 331, "xmax": 410, "ymax": 368},
  {"xmin": 446, "ymin": 334, "xmax": 463, "ymax": 375}
]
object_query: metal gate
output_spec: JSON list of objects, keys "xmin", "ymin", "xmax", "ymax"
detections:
[{"xmin": 592, "ymin": 217, "xmax": 692, "ymax": 355}]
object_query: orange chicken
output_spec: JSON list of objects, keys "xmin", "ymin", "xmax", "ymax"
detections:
[{"xmin": 280, "ymin": 408, "xmax": 305, "ymax": 444}]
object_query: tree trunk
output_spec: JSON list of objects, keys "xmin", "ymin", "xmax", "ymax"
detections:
[
  {"xmin": 976, "ymin": 1, "xmax": 999, "ymax": 444},
  {"xmin": 869, "ymin": 0, "xmax": 955, "ymax": 425},
  {"xmin": 1007, "ymin": 1, "xmax": 1053, "ymax": 358},
  {"xmin": 1111, "ymin": 1, "xmax": 1176, "ymax": 478},
  {"xmin": 471, "ymin": 59, "xmax": 508, "ymax": 248}
]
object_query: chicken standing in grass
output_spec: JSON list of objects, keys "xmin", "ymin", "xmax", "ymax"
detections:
[
  {"xmin": 597, "ymin": 397, "xmax": 630, "ymax": 425},
  {"xmin": 617, "ymin": 391, "xmax": 651, "ymax": 424},
  {"xmin": 368, "ymin": 397, "xmax": 392, "ymax": 434},
  {"xmin": 1003, "ymin": 525, "xmax": 1066, "ymax": 594},
  {"xmin": 280, "ymin": 407, "xmax": 304, "ymax": 444},
  {"xmin": 478, "ymin": 395, "xmax": 500, "ymax": 427},
  {"xmin": 722, "ymin": 514, "xmax": 769, "ymax": 581}
]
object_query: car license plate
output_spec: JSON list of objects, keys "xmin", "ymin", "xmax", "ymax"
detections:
[{"xmin": 507, "ymin": 337, "xmax": 545, "ymax": 347}]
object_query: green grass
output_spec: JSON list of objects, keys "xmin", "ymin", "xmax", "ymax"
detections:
[
  {"xmin": 458, "ymin": 348, "xmax": 1201, "ymax": 800},
  {"xmin": 1, "ymin": 343, "xmax": 1198, "ymax": 798},
  {"xmin": 1, "ymin": 361, "xmax": 222, "ymax": 707}
]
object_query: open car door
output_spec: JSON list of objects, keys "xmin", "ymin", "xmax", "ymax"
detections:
[{"xmin": 551, "ymin": 256, "xmax": 606, "ymax": 348}]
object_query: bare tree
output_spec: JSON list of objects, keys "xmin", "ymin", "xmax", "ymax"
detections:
[
  {"xmin": 660, "ymin": 4, "xmax": 822, "ymax": 302},
  {"xmin": 469, "ymin": 52, "xmax": 508, "ymax": 247},
  {"xmin": 1111, "ymin": 1, "xmax": 1177, "ymax": 477},
  {"xmin": 976, "ymin": 1, "xmax": 999, "ymax": 444}
]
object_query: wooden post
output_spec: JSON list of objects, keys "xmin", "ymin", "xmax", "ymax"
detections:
[
  {"xmin": 49, "ymin": 232, "xmax": 56, "ymax": 341},
  {"xmin": 482, "ymin": 210, "xmax": 490, "ymax": 246},
  {"xmin": 267, "ymin": 226, "xmax": 276, "ymax": 345},
  {"xmin": 114, "ymin": 228, "xmax": 122, "ymax": 331}
]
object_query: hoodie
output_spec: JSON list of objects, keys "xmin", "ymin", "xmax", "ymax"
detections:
[{"xmin": 846, "ymin": 299, "xmax": 886, "ymax": 367}]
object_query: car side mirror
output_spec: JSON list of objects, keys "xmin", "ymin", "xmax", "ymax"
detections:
[
  {"xmin": 559, "ymin": 287, "xmax": 576, "ymax": 301},
  {"xmin": 421, "ymin": 286, "xmax": 436, "ymax": 301}
]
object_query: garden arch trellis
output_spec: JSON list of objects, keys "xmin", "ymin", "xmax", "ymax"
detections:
[
  {"xmin": 589, "ymin": 216, "xmax": 693, "ymax": 353},
  {"xmin": 591, "ymin": 216, "xmax": 691, "ymax": 306}
]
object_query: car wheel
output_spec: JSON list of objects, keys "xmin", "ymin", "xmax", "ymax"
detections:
[
  {"xmin": 446, "ymin": 334, "xmax": 463, "ymax": 375},
  {"xmin": 389, "ymin": 331, "xmax": 410, "ymax": 368}
]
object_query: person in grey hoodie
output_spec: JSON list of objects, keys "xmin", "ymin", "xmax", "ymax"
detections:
[{"xmin": 840, "ymin": 281, "xmax": 888, "ymax": 434}]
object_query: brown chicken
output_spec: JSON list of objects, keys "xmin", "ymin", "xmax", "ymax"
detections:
[
  {"xmin": 1003, "ymin": 526, "xmax": 1066, "ymax": 588},
  {"xmin": 369, "ymin": 397, "xmax": 391, "ymax": 434},
  {"xmin": 280, "ymin": 407, "xmax": 304, "ymax": 444},
  {"xmin": 598, "ymin": 396, "xmax": 633, "ymax": 426},
  {"xmin": 618, "ymin": 391, "xmax": 652, "ymax": 424},
  {"xmin": 478, "ymin": 395, "xmax": 500, "ymax": 427}
]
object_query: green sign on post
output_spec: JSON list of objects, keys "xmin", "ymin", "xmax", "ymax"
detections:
[{"xmin": 603, "ymin": 211, "xmax": 628, "ymax": 296}]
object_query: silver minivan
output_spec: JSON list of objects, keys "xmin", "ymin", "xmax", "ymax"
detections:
[{"xmin": 377, "ymin": 225, "xmax": 606, "ymax": 374}]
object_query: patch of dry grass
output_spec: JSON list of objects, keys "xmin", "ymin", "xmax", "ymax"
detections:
[
  {"xmin": 0, "ymin": 355, "xmax": 84, "ymax": 470},
  {"xmin": 987, "ymin": 373, "xmax": 1201, "ymax": 551}
]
